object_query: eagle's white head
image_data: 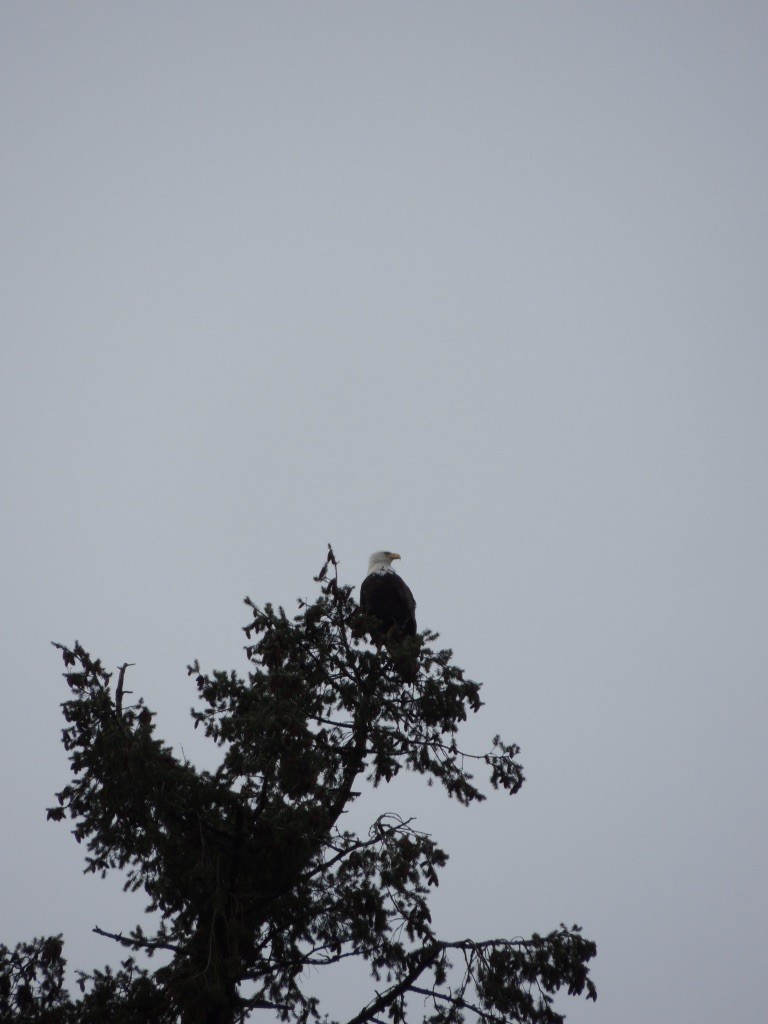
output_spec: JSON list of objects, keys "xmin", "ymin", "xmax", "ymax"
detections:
[{"xmin": 367, "ymin": 550, "xmax": 401, "ymax": 574}]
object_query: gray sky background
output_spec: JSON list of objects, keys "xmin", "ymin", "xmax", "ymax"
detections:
[{"xmin": 2, "ymin": 4, "xmax": 767, "ymax": 1022}]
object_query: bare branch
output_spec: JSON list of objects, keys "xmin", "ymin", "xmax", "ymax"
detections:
[
  {"xmin": 93, "ymin": 925, "xmax": 180, "ymax": 954},
  {"xmin": 114, "ymin": 661, "xmax": 134, "ymax": 718}
]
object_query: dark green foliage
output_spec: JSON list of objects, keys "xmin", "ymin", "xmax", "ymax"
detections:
[
  {"xmin": 3, "ymin": 547, "xmax": 596, "ymax": 1023},
  {"xmin": 0, "ymin": 937, "xmax": 66, "ymax": 1021}
]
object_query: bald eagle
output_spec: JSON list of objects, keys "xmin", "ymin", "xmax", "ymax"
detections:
[{"xmin": 359, "ymin": 551, "xmax": 417, "ymax": 642}]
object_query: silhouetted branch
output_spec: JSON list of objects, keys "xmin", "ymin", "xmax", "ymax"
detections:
[
  {"xmin": 114, "ymin": 661, "xmax": 134, "ymax": 718},
  {"xmin": 93, "ymin": 925, "xmax": 180, "ymax": 954}
]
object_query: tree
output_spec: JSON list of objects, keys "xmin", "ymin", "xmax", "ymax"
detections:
[{"xmin": 2, "ymin": 547, "xmax": 596, "ymax": 1024}]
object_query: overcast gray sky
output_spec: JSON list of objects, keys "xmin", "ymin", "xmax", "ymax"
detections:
[{"xmin": 2, "ymin": 3, "xmax": 767, "ymax": 1022}]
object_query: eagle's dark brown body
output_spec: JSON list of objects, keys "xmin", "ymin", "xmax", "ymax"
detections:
[{"xmin": 359, "ymin": 570, "xmax": 417, "ymax": 641}]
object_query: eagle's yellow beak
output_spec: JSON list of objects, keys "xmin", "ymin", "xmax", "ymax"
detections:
[{"xmin": 390, "ymin": 552, "xmax": 401, "ymax": 561}]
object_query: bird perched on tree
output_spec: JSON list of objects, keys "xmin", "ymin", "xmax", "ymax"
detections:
[{"xmin": 359, "ymin": 550, "xmax": 417, "ymax": 642}]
